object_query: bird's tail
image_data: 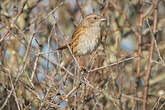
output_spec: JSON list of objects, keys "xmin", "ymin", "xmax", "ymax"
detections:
[{"xmin": 56, "ymin": 45, "xmax": 67, "ymax": 50}]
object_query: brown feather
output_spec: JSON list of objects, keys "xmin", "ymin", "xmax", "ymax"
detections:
[
  {"xmin": 57, "ymin": 26, "xmax": 87, "ymax": 52},
  {"xmin": 56, "ymin": 45, "xmax": 67, "ymax": 50},
  {"xmin": 72, "ymin": 25, "xmax": 87, "ymax": 40}
]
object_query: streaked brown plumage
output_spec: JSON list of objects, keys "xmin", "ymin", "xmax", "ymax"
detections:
[{"xmin": 57, "ymin": 14, "xmax": 106, "ymax": 56}]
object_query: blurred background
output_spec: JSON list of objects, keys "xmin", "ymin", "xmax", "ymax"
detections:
[{"xmin": 0, "ymin": 0, "xmax": 165, "ymax": 109}]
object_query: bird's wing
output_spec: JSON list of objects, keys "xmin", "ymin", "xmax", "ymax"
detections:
[
  {"xmin": 56, "ymin": 26, "xmax": 87, "ymax": 52},
  {"xmin": 72, "ymin": 25, "xmax": 87, "ymax": 41},
  {"xmin": 70, "ymin": 25, "xmax": 87, "ymax": 54}
]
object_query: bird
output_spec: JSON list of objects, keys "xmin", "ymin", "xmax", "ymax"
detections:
[{"xmin": 57, "ymin": 13, "xmax": 106, "ymax": 56}]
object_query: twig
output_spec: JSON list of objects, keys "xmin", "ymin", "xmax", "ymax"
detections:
[
  {"xmin": 41, "ymin": 55, "xmax": 74, "ymax": 76},
  {"xmin": 0, "ymin": 31, "xmax": 9, "ymax": 43},
  {"xmin": 152, "ymin": 96, "xmax": 162, "ymax": 110},
  {"xmin": 159, "ymin": 101, "xmax": 165, "ymax": 110},
  {"xmin": 75, "ymin": 0, "xmax": 85, "ymax": 18},
  {"xmin": 38, "ymin": 2, "xmax": 64, "ymax": 25},
  {"xmin": 13, "ymin": 0, "xmax": 28, "ymax": 24},
  {"xmin": 108, "ymin": 0, "xmax": 140, "ymax": 37},
  {"xmin": 11, "ymin": 79, "xmax": 21, "ymax": 110},
  {"xmin": 121, "ymin": 94, "xmax": 144, "ymax": 102},
  {"xmin": 66, "ymin": 41, "xmax": 80, "ymax": 69},
  {"xmin": 50, "ymin": 86, "xmax": 78, "ymax": 108},
  {"xmin": 88, "ymin": 56, "xmax": 137, "ymax": 72},
  {"xmin": 142, "ymin": 0, "xmax": 159, "ymax": 110},
  {"xmin": 0, "ymin": 89, "xmax": 13, "ymax": 110},
  {"xmin": 47, "ymin": 22, "xmax": 56, "ymax": 74},
  {"xmin": 41, "ymin": 55, "xmax": 96, "ymax": 89},
  {"xmin": 14, "ymin": 33, "xmax": 35, "ymax": 85},
  {"xmin": 133, "ymin": 0, "xmax": 143, "ymax": 109},
  {"xmin": 36, "ymin": 50, "xmax": 57, "ymax": 55},
  {"xmin": 30, "ymin": 54, "xmax": 39, "ymax": 84}
]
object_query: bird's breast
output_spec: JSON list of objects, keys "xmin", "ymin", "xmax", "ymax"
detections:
[{"xmin": 75, "ymin": 27, "xmax": 101, "ymax": 55}]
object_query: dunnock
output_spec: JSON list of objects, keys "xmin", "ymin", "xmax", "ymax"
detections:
[{"xmin": 57, "ymin": 14, "xmax": 106, "ymax": 56}]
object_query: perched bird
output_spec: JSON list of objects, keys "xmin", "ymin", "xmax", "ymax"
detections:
[{"xmin": 57, "ymin": 13, "xmax": 106, "ymax": 56}]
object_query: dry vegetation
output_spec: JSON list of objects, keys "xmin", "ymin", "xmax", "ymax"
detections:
[{"xmin": 0, "ymin": 0, "xmax": 165, "ymax": 110}]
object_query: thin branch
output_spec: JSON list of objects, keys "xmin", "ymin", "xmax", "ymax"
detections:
[
  {"xmin": 88, "ymin": 56, "xmax": 137, "ymax": 72},
  {"xmin": 75, "ymin": 0, "xmax": 85, "ymax": 18},
  {"xmin": 13, "ymin": 0, "xmax": 28, "ymax": 24},
  {"xmin": 38, "ymin": 1, "xmax": 64, "ymax": 25},
  {"xmin": 30, "ymin": 54, "xmax": 39, "ymax": 84},
  {"xmin": 41, "ymin": 55, "xmax": 74, "ymax": 76},
  {"xmin": 0, "ymin": 30, "xmax": 9, "ymax": 43},
  {"xmin": 14, "ymin": 33, "xmax": 35, "ymax": 85},
  {"xmin": 133, "ymin": 0, "xmax": 143, "ymax": 109},
  {"xmin": 142, "ymin": 0, "xmax": 159, "ymax": 110}
]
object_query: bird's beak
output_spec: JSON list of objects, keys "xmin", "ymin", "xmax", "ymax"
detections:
[{"xmin": 100, "ymin": 17, "xmax": 106, "ymax": 21}]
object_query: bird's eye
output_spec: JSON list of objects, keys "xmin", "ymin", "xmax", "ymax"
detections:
[{"xmin": 94, "ymin": 17, "xmax": 97, "ymax": 20}]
